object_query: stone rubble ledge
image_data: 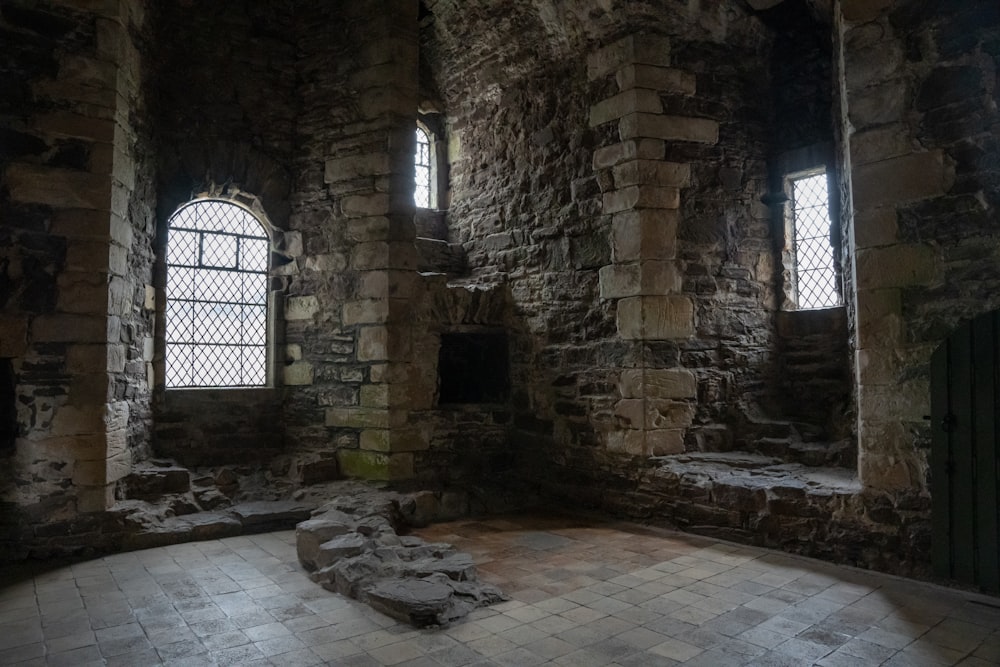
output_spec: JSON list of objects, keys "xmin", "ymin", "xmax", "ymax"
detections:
[
  {"xmin": 296, "ymin": 490, "xmax": 507, "ymax": 628},
  {"xmin": 116, "ymin": 499, "xmax": 317, "ymax": 551}
]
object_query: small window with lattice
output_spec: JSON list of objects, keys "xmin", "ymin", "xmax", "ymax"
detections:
[
  {"xmin": 414, "ymin": 123, "xmax": 434, "ymax": 209},
  {"xmin": 789, "ymin": 171, "xmax": 841, "ymax": 309},
  {"xmin": 165, "ymin": 200, "xmax": 269, "ymax": 387}
]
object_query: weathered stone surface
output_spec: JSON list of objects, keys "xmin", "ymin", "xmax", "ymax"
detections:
[
  {"xmin": 315, "ymin": 533, "xmax": 371, "ymax": 570},
  {"xmin": 297, "ymin": 486, "xmax": 507, "ymax": 626},
  {"xmin": 366, "ymin": 578, "xmax": 454, "ymax": 626},
  {"xmin": 589, "ymin": 89, "xmax": 663, "ymax": 127},
  {"xmin": 619, "ymin": 113, "xmax": 719, "ymax": 144},
  {"xmin": 229, "ymin": 501, "xmax": 315, "ymax": 529}
]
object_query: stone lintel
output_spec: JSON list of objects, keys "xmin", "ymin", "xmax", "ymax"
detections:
[{"xmin": 619, "ymin": 113, "xmax": 719, "ymax": 144}]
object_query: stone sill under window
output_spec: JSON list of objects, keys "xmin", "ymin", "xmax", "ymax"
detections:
[{"xmin": 164, "ymin": 387, "xmax": 279, "ymax": 406}]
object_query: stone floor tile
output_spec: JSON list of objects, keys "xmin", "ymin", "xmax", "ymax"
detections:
[
  {"xmin": 213, "ymin": 642, "xmax": 267, "ymax": 666},
  {"xmin": 772, "ymin": 635, "xmax": 835, "ymax": 661},
  {"xmin": 202, "ymin": 629, "xmax": 251, "ymax": 650},
  {"xmin": 495, "ymin": 622, "xmax": 547, "ymax": 646},
  {"xmin": 560, "ymin": 604, "xmax": 607, "ymax": 624},
  {"xmin": 467, "ymin": 633, "xmax": 519, "ymax": 657},
  {"xmin": 47, "ymin": 644, "xmax": 104, "ymax": 667},
  {"xmin": 0, "ymin": 641, "xmax": 45, "ymax": 664},
  {"xmin": 4, "ymin": 516, "xmax": 1000, "ymax": 666},
  {"xmin": 367, "ymin": 638, "xmax": 429, "ymax": 665},
  {"xmin": 648, "ymin": 636, "xmax": 703, "ymax": 661},
  {"xmin": 838, "ymin": 636, "xmax": 900, "ymax": 662},
  {"xmin": 254, "ymin": 633, "xmax": 307, "ymax": 657}
]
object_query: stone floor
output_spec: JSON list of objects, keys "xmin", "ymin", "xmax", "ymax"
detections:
[{"xmin": 1, "ymin": 513, "xmax": 998, "ymax": 666}]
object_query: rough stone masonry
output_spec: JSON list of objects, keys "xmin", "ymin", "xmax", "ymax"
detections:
[{"xmin": 1, "ymin": 0, "xmax": 999, "ymax": 598}]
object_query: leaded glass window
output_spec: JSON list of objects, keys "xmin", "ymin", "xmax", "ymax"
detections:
[
  {"xmin": 165, "ymin": 200, "xmax": 269, "ymax": 387},
  {"xmin": 791, "ymin": 172, "xmax": 840, "ymax": 309},
  {"xmin": 415, "ymin": 126, "xmax": 432, "ymax": 208}
]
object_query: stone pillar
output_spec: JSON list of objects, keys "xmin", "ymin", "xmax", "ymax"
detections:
[
  {"xmin": 320, "ymin": 1, "xmax": 425, "ymax": 481},
  {"xmin": 587, "ymin": 35, "xmax": 715, "ymax": 457},
  {"xmin": 840, "ymin": 0, "xmax": 950, "ymax": 491},
  {"xmin": 3, "ymin": 0, "xmax": 147, "ymax": 512}
]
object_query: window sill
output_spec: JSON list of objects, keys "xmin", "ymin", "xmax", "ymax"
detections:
[{"xmin": 164, "ymin": 386, "xmax": 279, "ymax": 404}]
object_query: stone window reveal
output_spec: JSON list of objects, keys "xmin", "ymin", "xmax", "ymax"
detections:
[
  {"xmin": 438, "ymin": 332, "xmax": 509, "ymax": 404},
  {"xmin": 165, "ymin": 200, "xmax": 269, "ymax": 387},
  {"xmin": 790, "ymin": 172, "xmax": 840, "ymax": 309}
]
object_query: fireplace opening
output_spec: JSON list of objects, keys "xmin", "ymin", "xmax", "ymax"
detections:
[{"xmin": 437, "ymin": 331, "xmax": 509, "ymax": 404}]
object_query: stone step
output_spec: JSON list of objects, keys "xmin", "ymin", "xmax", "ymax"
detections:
[{"xmin": 752, "ymin": 437, "xmax": 854, "ymax": 468}]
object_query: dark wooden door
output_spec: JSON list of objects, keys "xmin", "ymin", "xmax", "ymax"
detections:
[{"xmin": 931, "ymin": 310, "xmax": 1000, "ymax": 594}]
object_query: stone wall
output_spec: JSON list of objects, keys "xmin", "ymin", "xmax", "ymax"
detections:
[
  {"xmin": 0, "ymin": 0, "xmax": 153, "ymax": 557},
  {"xmin": 420, "ymin": 3, "xmax": 808, "ymax": 483},
  {"xmin": 842, "ymin": 0, "xmax": 1000, "ymax": 492}
]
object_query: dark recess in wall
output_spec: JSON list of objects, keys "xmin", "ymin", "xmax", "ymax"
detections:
[
  {"xmin": 438, "ymin": 332, "xmax": 510, "ymax": 404},
  {"xmin": 1, "ymin": 359, "xmax": 16, "ymax": 454}
]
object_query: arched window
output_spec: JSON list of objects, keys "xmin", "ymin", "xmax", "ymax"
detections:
[
  {"xmin": 164, "ymin": 199, "xmax": 269, "ymax": 387},
  {"xmin": 414, "ymin": 124, "xmax": 433, "ymax": 209}
]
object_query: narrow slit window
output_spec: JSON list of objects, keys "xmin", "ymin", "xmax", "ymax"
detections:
[
  {"xmin": 414, "ymin": 125, "xmax": 432, "ymax": 208},
  {"xmin": 165, "ymin": 200, "xmax": 269, "ymax": 387},
  {"xmin": 791, "ymin": 172, "xmax": 840, "ymax": 309}
]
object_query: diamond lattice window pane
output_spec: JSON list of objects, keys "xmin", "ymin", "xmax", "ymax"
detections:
[
  {"xmin": 165, "ymin": 200, "xmax": 269, "ymax": 387},
  {"xmin": 792, "ymin": 173, "xmax": 841, "ymax": 310},
  {"xmin": 167, "ymin": 230, "xmax": 199, "ymax": 266},
  {"xmin": 414, "ymin": 127, "xmax": 431, "ymax": 208},
  {"xmin": 201, "ymin": 232, "xmax": 238, "ymax": 269},
  {"xmin": 241, "ymin": 238, "xmax": 269, "ymax": 272}
]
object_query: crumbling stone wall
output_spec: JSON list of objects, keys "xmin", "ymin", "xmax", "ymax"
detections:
[
  {"xmin": 0, "ymin": 0, "xmax": 155, "ymax": 557},
  {"xmin": 422, "ymin": 3, "xmax": 790, "ymax": 482}
]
